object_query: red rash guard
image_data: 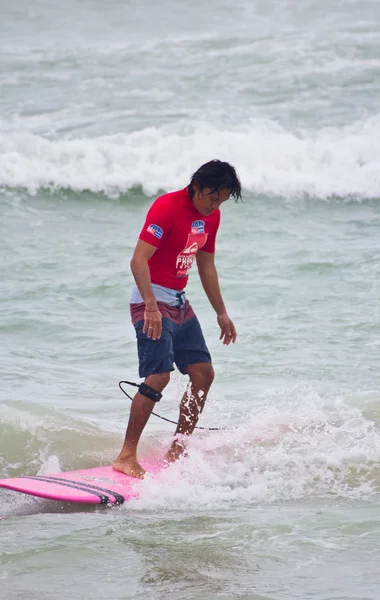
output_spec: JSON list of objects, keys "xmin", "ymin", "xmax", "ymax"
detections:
[{"xmin": 138, "ymin": 187, "xmax": 220, "ymax": 291}]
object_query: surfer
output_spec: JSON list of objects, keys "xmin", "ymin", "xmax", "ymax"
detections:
[{"xmin": 113, "ymin": 160, "xmax": 242, "ymax": 478}]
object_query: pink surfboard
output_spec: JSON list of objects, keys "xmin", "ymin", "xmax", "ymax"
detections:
[{"xmin": 0, "ymin": 459, "xmax": 164, "ymax": 505}]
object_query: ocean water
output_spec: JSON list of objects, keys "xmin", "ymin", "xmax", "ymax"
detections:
[{"xmin": 1, "ymin": 0, "xmax": 380, "ymax": 598}]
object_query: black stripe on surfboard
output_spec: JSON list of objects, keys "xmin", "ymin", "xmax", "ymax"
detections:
[
  {"xmin": 21, "ymin": 476, "xmax": 110, "ymax": 504},
  {"xmin": 38, "ymin": 475, "xmax": 126, "ymax": 505},
  {"xmin": 22, "ymin": 476, "xmax": 125, "ymax": 505}
]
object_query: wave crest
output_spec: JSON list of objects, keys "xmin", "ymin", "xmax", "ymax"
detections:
[{"xmin": 1, "ymin": 117, "xmax": 380, "ymax": 199}]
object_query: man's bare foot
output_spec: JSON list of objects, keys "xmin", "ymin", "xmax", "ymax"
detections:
[
  {"xmin": 112, "ymin": 457, "xmax": 146, "ymax": 479},
  {"xmin": 165, "ymin": 440, "xmax": 187, "ymax": 464}
]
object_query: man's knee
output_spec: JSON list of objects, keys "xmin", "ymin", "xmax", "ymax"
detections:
[
  {"xmin": 187, "ymin": 363, "xmax": 215, "ymax": 390},
  {"xmin": 145, "ymin": 371, "xmax": 171, "ymax": 392}
]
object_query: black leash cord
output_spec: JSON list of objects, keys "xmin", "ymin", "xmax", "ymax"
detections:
[{"xmin": 118, "ymin": 381, "xmax": 222, "ymax": 431}]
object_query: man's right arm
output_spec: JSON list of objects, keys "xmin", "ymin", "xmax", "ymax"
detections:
[
  {"xmin": 130, "ymin": 239, "xmax": 162, "ymax": 339},
  {"xmin": 131, "ymin": 239, "xmax": 157, "ymax": 309}
]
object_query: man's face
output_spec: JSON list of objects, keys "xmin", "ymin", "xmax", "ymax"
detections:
[{"xmin": 192, "ymin": 185, "xmax": 231, "ymax": 216}]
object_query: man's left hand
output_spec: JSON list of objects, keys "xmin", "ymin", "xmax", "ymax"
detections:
[{"xmin": 217, "ymin": 312, "xmax": 237, "ymax": 345}]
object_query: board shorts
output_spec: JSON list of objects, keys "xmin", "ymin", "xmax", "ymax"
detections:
[{"xmin": 130, "ymin": 299, "xmax": 212, "ymax": 378}]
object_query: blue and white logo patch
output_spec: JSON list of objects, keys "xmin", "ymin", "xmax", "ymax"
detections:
[
  {"xmin": 147, "ymin": 224, "xmax": 163, "ymax": 239},
  {"xmin": 191, "ymin": 220, "xmax": 205, "ymax": 234}
]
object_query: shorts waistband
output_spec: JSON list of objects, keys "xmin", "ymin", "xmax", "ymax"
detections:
[{"xmin": 130, "ymin": 284, "xmax": 186, "ymax": 308}]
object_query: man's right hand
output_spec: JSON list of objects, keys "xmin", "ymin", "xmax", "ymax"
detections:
[{"xmin": 143, "ymin": 307, "xmax": 162, "ymax": 340}]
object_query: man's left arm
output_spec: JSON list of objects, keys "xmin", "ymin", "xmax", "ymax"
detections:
[{"xmin": 196, "ymin": 250, "xmax": 237, "ymax": 345}]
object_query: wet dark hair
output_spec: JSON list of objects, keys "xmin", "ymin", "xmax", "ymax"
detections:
[{"xmin": 188, "ymin": 159, "xmax": 242, "ymax": 202}]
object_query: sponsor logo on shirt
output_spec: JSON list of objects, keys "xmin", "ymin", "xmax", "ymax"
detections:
[
  {"xmin": 176, "ymin": 232, "xmax": 208, "ymax": 277},
  {"xmin": 182, "ymin": 242, "xmax": 199, "ymax": 254},
  {"xmin": 147, "ymin": 224, "xmax": 163, "ymax": 239},
  {"xmin": 191, "ymin": 220, "xmax": 205, "ymax": 234}
]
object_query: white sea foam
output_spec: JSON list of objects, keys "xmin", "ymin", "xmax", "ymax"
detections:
[
  {"xmin": 1, "ymin": 116, "xmax": 380, "ymax": 199},
  {"xmin": 37, "ymin": 452, "xmax": 61, "ymax": 475},
  {"xmin": 130, "ymin": 390, "xmax": 380, "ymax": 509}
]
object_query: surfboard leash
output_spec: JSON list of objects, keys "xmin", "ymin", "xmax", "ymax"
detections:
[{"xmin": 118, "ymin": 381, "xmax": 222, "ymax": 431}]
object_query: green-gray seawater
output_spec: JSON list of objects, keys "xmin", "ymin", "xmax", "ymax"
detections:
[{"xmin": 1, "ymin": 1, "xmax": 380, "ymax": 599}]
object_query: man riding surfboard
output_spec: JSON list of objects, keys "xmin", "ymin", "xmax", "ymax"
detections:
[{"xmin": 113, "ymin": 160, "xmax": 242, "ymax": 478}]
